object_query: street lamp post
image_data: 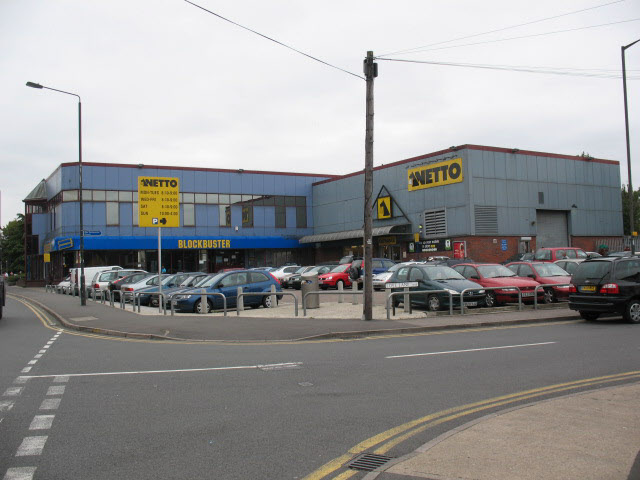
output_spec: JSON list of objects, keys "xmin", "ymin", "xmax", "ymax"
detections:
[
  {"xmin": 26, "ymin": 81, "xmax": 86, "ymax": 306},
  {"xmin": 622, "ymin": 39, "xmax": 640, "ymax": 254}
]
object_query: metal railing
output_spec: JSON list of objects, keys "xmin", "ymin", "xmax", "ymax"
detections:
[
  {"xmin": 303, "ymin": 290, "xmax": 364, "ymax": 316},
  {"xmin": 236, "ymin": 291, "xmax": 297, "ymax": 316},
  {"xmin": 170, "ymin": 290, "xmax": 228, "ymax": 316},
  {"xmin": 460, "ymin": 286, "xmax": 526, "ymax": 315},
  {"xmin": 533, "ymin": 283, "xmax": 571, "ymax": 309},
  {"xmin": 133, "ymin": 292, "xmax": 167, "ymax": 314},
  {"xmin": 385, "ymin": 290, "xmax": 452, "ymax": 319}
]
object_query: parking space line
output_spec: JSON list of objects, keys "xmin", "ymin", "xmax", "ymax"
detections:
[
  {"xmin": 39, "ymin": 399, "xmax": 61, "ymax": 411},
  {"xmin": 29, "ymin": 415, "xmax": 55, "ymax": 431},
  {"xmin": 3, "ymin": 466, "xmax": 37, "ymax": 480},
  {"xmin": 46, "ymin": 386, "xmax": 65, "ymax": 396},
  {"xmin": 15, "ymin": 436, "xmax": 48, "ymax": 456},
  {"xmin": 3, "ymin": 387, "xmax": 23, "ymax": 397},
  {"xmin": 386, "ymin": 342, "xmax": 556, "ymax": 359}
]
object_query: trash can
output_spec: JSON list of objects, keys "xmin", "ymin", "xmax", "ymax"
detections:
[{"xmin": 301, "ymin": 273, "xmax": 319, "ymax": 309}]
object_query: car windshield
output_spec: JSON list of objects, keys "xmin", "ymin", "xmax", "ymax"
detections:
[
  {"xmin": 477, "ymin": 265, "xmax": 516, "ymax": 278},
  {"xmin": 534, "ymin": 263, "xmax": 568, "ymax": 276},
  {"xmin": 199, "ymin": 273, "xmax": 226, "ymax": 288},
  {"xmin": 294, "ymin": 267, "xmax": 307, "ymax": 274},
  {"xmin": 422, "ymin": 266, "xmax": 465, "ymax": 281},
  {"xmin": 330, "ymin": 264, "xmax": 350, "ymax": 273},
  {"xmin": 534, "ymin": 249, "xmax": 553, "ymax": 260}
]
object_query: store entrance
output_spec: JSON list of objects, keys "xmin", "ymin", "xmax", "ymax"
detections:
[{"xmin": 212, "ymin": 250, "xmax": 244, "ymax": 272}]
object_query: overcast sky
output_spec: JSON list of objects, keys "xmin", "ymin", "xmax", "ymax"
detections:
[{"xmin": 1, "ymin": 0, "xmax": 638, "ymax": 226}]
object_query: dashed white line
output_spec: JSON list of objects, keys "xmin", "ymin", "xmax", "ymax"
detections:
[
  {"xmin": 14, "ymin": 377, "xmax": 29, "ymax": 384},
  {"xmin": 39, "ymin": 398, "xmax": 61, "ymax": 411},
  {"xmin": 53, "ymin": 376, "xmax": 69, "ymax": 383},
  {"xmin": 3, "ymin": 387, "xmax": 23, "ymax": 397},
  {"xmin": 385, "ymin": 342, "xmax": 557, "ymax": 359},
  {"xmin": 46, "ymin": 386, "xmax": 65, "ymax": 396},
  {"xmin": 34, "ymin": 354, "xmax": 43, "ymax": 359},
  {"xmin": 3, "ymin": 466, "xmax": 37, "ymax": 480},
  {"xmin": 0, "ymin": 400, "xmax": 15, "ymax": 412},
  {"xmin": 38, "ymin": 350, "xmax": 46, "ymax": 354},
  {"xmin": 20, "ymin": 367, "xmax": 32, "ymax": 374},
  {"xmin": 29, "ymin": 415, "xmax": 55, "ymax": 431},
  {"xmin": 15, "ymin": 436, "xmax": 48, "ymax": 456},
  {"xmin": 27, "ymin": 360, "xmax": 37, "ymax": 366}
]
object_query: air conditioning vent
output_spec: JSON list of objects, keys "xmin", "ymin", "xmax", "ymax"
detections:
[
  {"xmin": 475, "ymin": 205, "xmax": 498, "ymax": 234},
  {"xmin": 423, "ymin": 208, "xmax": 446, "ymax": 237}
]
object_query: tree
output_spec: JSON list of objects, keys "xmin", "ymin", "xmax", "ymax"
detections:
[
  {"xmin": 621, "ymin": 186, "xmax": 640, "ymax": 235},
  {"xmin": 0, "ymin": 214, "xmax": 24, "ymax": 273}
]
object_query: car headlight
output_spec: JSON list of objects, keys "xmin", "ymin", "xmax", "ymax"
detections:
[
  {"xmin": 444, "ymin": 288, "xmax": 458, "ymax": 294},
  {"xmin": 174, "ymin": 294, "xmax": 191, "ymax": 300},
  {"xmin": 502, "ymin": 288, "xmax": 517, "ymax": 292},
  {"xmin": 326, "ymin": 276, "xmax": 333, "ymax": 280},
  {"xmin": 477, "ymin": 289, "xmax": 485, "ymax": 294}
]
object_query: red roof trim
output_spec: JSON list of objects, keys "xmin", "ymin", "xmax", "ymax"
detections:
[
  {"xmin": 312, "ymin": 144, "xmax": 618, "ymax": 186},
  {"xmin": 58, "ymin": 162, "xmax": 338, "ymax": 179}
]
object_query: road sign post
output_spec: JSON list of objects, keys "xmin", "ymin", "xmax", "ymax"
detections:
[{"xmin": 138, "ymin": 177, "xmax": 180, "ymax": 310}]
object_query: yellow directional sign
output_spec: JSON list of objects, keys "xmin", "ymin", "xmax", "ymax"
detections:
[
  {"xmin": 377, "ymin": 196, "xmax": 392, "ymax": 219},
  {"xmin": 138, "ymin": 177, "xmax": 180, "ymax": 228}
]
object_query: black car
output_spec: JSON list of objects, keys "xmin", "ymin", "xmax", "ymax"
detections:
[
  {"xmin": 288, "ymin": 265, "xmax": 336, "ymax": 290},
  {"xmin": 389, "ymin": 264, "xmax": 486, "ymax": 311},
  {"xmin": 0, "ymin": 274, "xmax": 5, "ymax": 319},
  {"xmin": 568, "ymin": 256, "xmax": 640, "ymax": 323}
]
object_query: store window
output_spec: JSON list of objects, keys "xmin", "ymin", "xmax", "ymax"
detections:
[
  {"xmin": 106, "ymin": 202, "xmax": 119, "ymax": 225},
  {"xmin": 183, "ymin": 204, "xmax": 195, "ymax": 227},
  {"xmin": 275, "ymin": 206, "xmax": 286, "ymax": 228},
  {"xmin": 242, "ymin": 205, "xmax": 253, "ymax": 227},
  {"xmin": 219, "ymin": 205, "xmax": 231, "ymax": 227}
]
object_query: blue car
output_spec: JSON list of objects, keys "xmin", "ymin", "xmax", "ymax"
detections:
[
  {"xmin": 138, "ymin": 272, "xmax": 206, "ymax": 307},
  {"xmin": 173, "ymin": 270, "xmax": 282, "ymax": 313}
]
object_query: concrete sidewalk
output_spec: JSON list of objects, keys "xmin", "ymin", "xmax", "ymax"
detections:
[
  {"xmin": 372, "ymin": 383, "xmax": 640, "ymax": 480},
  {"xmin": 9, "ymin": 286, "xmax": 581, "ymax": 341}
]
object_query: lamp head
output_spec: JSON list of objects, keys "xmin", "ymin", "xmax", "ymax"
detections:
[{"xmin": 26, "ymin": 82, "xmax": 43, "ymax": 89}]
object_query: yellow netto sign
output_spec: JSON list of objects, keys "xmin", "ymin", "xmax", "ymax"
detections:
[
  {"xmin": 178, "ymin": 239, "xmax": 231, "ymax": 249},
  {"xmin": 138, "ymin": 177, "xmax": 180, "ymax": 227},
  {"xmin": 377, "ymin": 196, "xmax": 392, "ymax": 219},
  {"xmin": 408, "ymin": 158, "xmax": 463, "ymax": 191}
]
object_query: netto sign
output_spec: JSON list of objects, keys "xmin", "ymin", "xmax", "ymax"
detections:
[
  {"xmin": 138, "ymin": 176, "xmax": 180, "ymax": 228},
  {"xmin": 408, "ymin": 158, "xmax": 463, "ymax": 191}
]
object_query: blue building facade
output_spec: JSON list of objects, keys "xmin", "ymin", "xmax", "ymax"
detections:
[{"xmin": 24, "ymin": 162, "xmax": 334, "ymax": 281}]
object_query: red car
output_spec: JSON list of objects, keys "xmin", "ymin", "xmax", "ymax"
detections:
[
  {"xmin": 453, "ymin": 263, "xmax": 543, "ymax": 307},
  {"xmin": 534, "ymin": 247, "xmax": 587, "ymax": 262},
  {"xmin": 318, "ymin": 263, "xmax": 355, "ymax": 290},
  {"xmin": 505, "ymin": 261, "xmax": 572, "ymax": 303}
]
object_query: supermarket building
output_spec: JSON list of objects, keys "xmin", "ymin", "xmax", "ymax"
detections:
[{"xmin": 23, "ymin": 144, "xmax": 624, "ymax": 283}]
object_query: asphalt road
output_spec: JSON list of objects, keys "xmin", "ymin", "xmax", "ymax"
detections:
[{"xmin": 1, "ymin": 296, "xmax": 639, "ymax": 479}]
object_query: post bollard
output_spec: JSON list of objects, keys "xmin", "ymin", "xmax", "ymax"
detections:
[
  {"xmin": 338, "ymin": 281, "xmax": 344, "ymax": 303},
  {"xmin": 269, "ymin": 284, "xmax": 276, "ymax": 308},
  {"xmin": 403, "ymin": 287, "xmax": 410, "ymax": 313},
  {"xmin": 352, "ymin": 282, "xmax": 358, "ymax": 305},
  {"xmin": 237, "ymin": 286, "xmax": 244, "ymax": 311},
  {"xmin": 200, "ymin": 289, "xmax": 207, "ymax": 314}
]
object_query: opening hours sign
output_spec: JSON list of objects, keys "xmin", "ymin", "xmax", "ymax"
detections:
[{"xmin": 138, "ymin": 177, "xmax": 180, "ymax": 227}]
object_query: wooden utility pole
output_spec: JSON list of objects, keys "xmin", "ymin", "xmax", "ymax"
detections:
[{"xmin": 363, "ymin": 51, "xmax": 377, "ymax": 320}]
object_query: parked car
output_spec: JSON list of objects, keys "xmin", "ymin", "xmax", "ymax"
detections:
[
  {"xmin": 90, "ymin": 268, "xmax": 146, "ymax": 297},
  {"xmin": 534, "ymin": 247, "xmax": 587, "ymax": 262},
  {"xmin": 318, "ymin": 264, "xmax": 356, "ymax": 290},
  {"xmin": 270, "ymin": 265, "xmax": 300, "ymax": 282},
  {"xmin": 348, "ymin": 258, "xmax": 396, "ymax": 287},
  {"xmin": 430, "ymin": 257, "xmax": 476, "ymax": 267},
  {"xmin": 109, "ymin": 272, "xmax": 153, "ymax": 301},
  {"xmin": 452, "ymin": 263, "xmax": 543, "ymax": 307},
  {"xmin": 281, "ymin": 266, "xmax": 313, "ymax": 288},
  {"xmin": 137, "ymin": 273, "xmax": 195, "ymax": 307},
  {"xmin": 69, "ymin": 265, "xmax": 122, "ymax": 296},
  {"xmin": 57, "ymin": 275, "xmax": 71, "ymax": 294},
  {"xmin": 568, "ymin": 256, "xmax": 640, "ymax": 323},
  {"xmin": 119, "ymin": 274, "xmax": 168, "ymax": 302},
  {"xmin": 163, "ymin": 273, "xmax": 211, "ymax": 307},
  {"xmin": 288, "ymin": 265, "xmax": 336, "ymax": 290},
  {"xmin": 173, "ymin": 270, "xmax": 282, "ymax": 313},
  {"xmin": 388, "ymin": 264, "xmax": 486, "ymax": 311},
  {"xmin": 372, "ymin": 261, "xmax": 425, "ymax": 291},
  {"xmin": 554, "ymin": 258, "xmax": 585, "ymax": 276},
  {"xmin": 502, "ymin": 252, "xmax": 534, "ymax": 264},
  {"xmin": 505, "ymin": 261, "xmax": 572, "ymax": 303}
]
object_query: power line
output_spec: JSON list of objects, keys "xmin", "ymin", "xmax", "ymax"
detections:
[
  {"xmin": 380, "ymin": 18, "xmax": 640, "ymax": 56},
  {"xmin": 378, "ymin": 0, "xmax": 627, "ymax": 58},
  {"xmin": 183, "ymin": 0, "xmax": 365, "ymax": 80},
  {"xmin": 377, "ymin": 58, "xmax": 640, "ymax": 79}
]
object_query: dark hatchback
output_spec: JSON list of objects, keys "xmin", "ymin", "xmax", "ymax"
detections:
[
  {"xmin": 389, "ymin": 264, "xmax": 486, "ymax": 311},
  {"xmin": 568, "ymin": 256, "xmax": 640, "ymax": 323}
]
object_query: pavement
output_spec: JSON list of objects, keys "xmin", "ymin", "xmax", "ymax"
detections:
[{"xmin": 7, "ymin": 286, "xmax": 640, "ymax": 479}]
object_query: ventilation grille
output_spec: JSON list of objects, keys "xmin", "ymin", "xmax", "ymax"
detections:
[
  {"xmin": 423, "ymin": 208, "xmax": 447, "ymax": 237},
  {"xmin": 348, "ymin": 453, "xmax": 394, "ymax": 472},
  {"xmin": 475, "ymin": 206, "xmax": 498, "ymax": 234}
]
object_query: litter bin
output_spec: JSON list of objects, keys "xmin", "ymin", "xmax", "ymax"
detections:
[{"xmin": 301, "ymin": 273, "xmax": 319, "ymax": 309}]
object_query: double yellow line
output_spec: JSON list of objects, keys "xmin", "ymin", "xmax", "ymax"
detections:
[{"xmin": 304, "ymin": 370, "xmax": 640, "ymax": 480}]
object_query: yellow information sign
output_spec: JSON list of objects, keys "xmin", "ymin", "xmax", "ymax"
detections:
[
  {"xmin": 138, "ymin": 177, "xmax": 180, "ymax": 227},
  {"xmin": 377, "ymin": 196, "xmax": 392, "ymax": 219},
  {"xmin": 408, "ymin": 157, "xmax": 463, "ymax": 191}
]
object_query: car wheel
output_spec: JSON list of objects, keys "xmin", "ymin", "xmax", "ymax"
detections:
[
  {"xmin": 624, "ymin": 300, "xmax": 640, "ymax": 324},
  {"xmin": 336, "ymin": 280, "xmax": 344, "ymax": 290},
  {"xmin": 579, "ymin": 311, "xmax": 600, "ymax": 321},
  {"xmin": 427, "ymin": 294, "xmax": 441, "ymax": 311},
  {"xmin": 485, "ymin": 292, "xmax": 498, "ymax": 308},
  {"xmin": 262, "ymin": 294, "xmax": 278, "ymax": 308},
  {"xmin": 543, "ymin": 288, "xmax": 555, "ymax": 304},
  {"xmin": 194, "ymin": 299, "xmax": 211, "ymax": 314}
]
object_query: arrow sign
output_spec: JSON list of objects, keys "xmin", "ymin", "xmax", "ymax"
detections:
[{"xmin": 160, "ymin": 218, "xmax": 167, "ymax": 225}]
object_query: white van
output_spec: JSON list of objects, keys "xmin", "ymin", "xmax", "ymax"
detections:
[{"xmin": 69, "ymin": 266, "xmax": 122, "ymax": 296}]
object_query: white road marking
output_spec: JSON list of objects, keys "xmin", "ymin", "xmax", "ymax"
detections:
[
  {"xmin": 0, "ymin": 400, "xmax": 14, "ymax": 412},
  {"xmin": 3, "ymin": 466, "xmax": 37, "ymax": 480},
  {"xmin": 14, "ymin": 377, "xmax": 29, "ymax": 384},
  {"xmin": 29, "ymin": 415, "xmax": 55, "ymax": 431},
  {"xmin": 27, "ymin": 360, "xmax": 37, "ymax": 365},
  {"xmin": 42, "ymin": 345, "xmax": 50, "ymax": 349},
  {"xmin": 38, "ymin": 350, "xmax": 46, "ymax": 354},
  {"xmin": 3, "ymin": 387, "xmax": 23, "ymax": 397},
  {"xmin": 39, "ymin": 398, "xmax": 61, "ymax": 410},
  {"xmin": 386, "ymin": 342, "xmax": 557, "ymax": 359},
  {"xmin": 53, "ymin": 376, "xmax": 69, "ymax": 383},
  {"xmin": 46, "ymin": 386, "xmax": 65, "ymax": 396},
  {"xmin": 34, "ymin": 354, "xmax": 43, "ymax": 359},
  {"xmin": 15, "ymin": 436, "xmax": 48, "ymax": 456},
  {"xmin": 20, "ymin": 367, "xmax": 31, "ymax": 374},
  {"xmin": 21, "ymin": 362, "xmax": 304, "ymax": 379}
]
